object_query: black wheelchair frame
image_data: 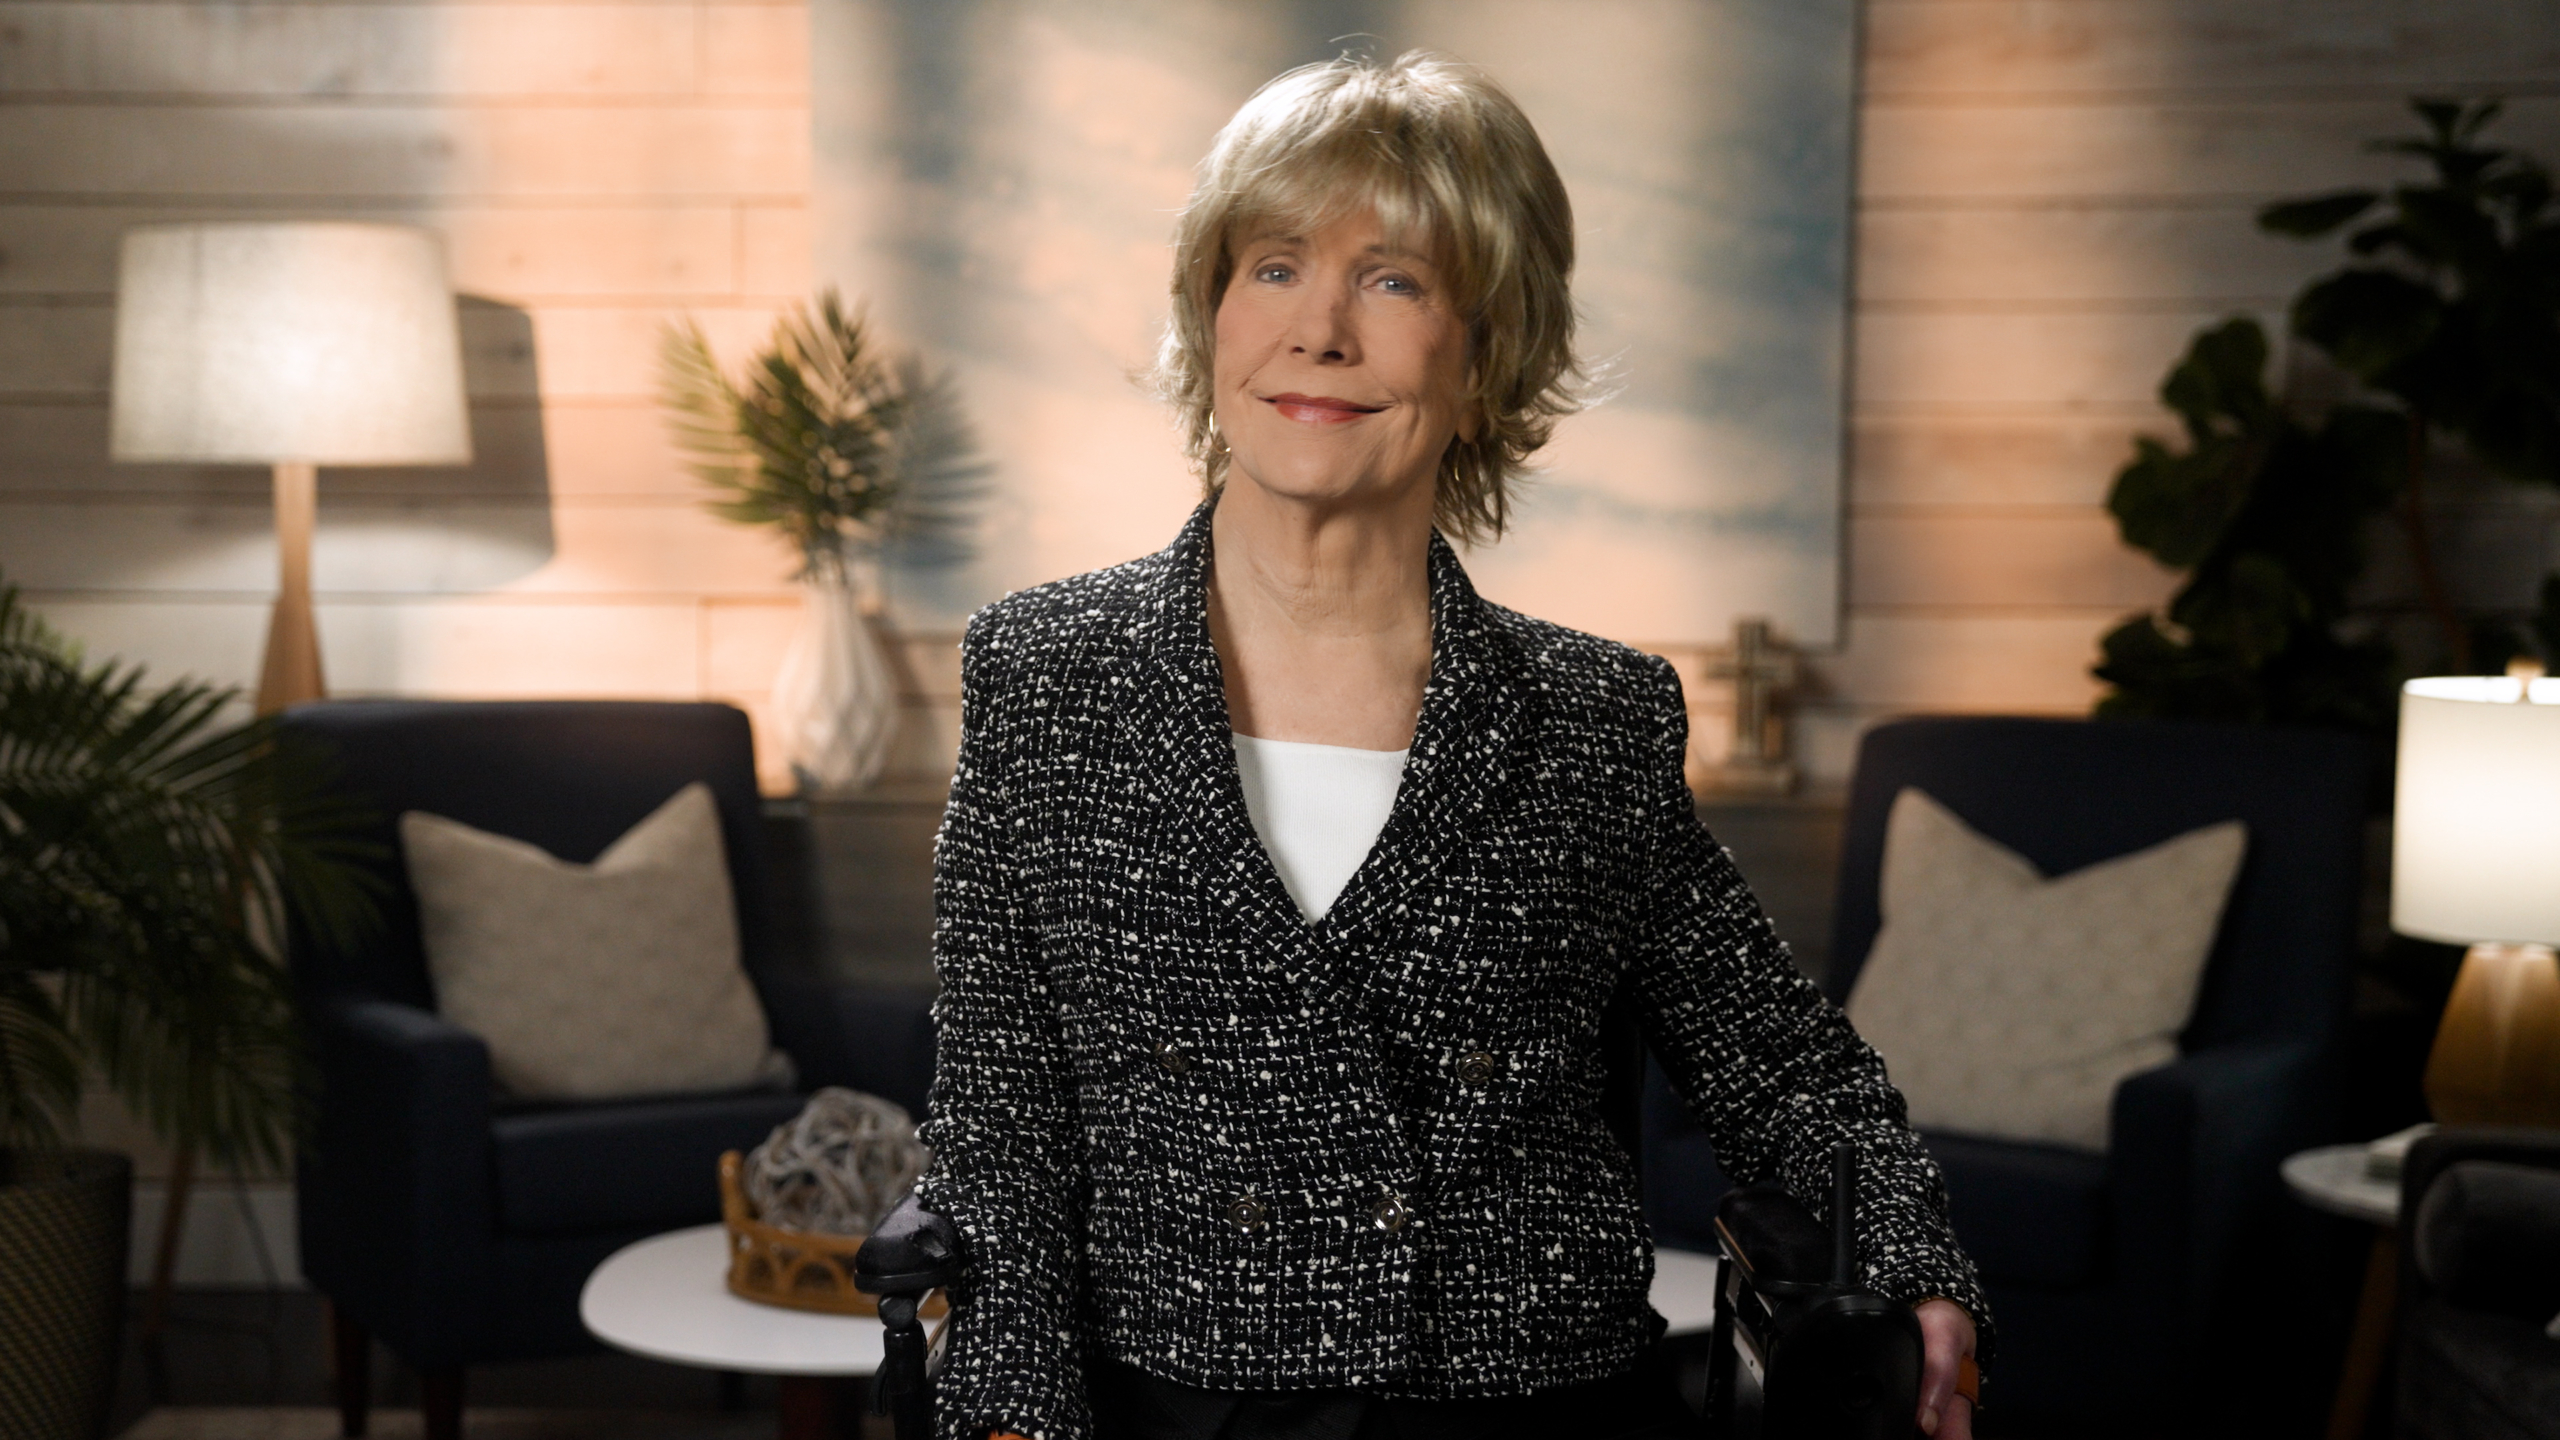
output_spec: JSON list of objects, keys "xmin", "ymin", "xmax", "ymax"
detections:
[
  {"xmin": 852, "ymin": 1143, "xmax": 1921, "ymax": 1440},
  {"xmin": 855, "ymin": 1002, "xmax": 1924, "ymax": 1439}
]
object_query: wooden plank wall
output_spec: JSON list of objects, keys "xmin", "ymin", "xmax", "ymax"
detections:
[
  {"xmin": 5, "ymin": 1, "xmax": 2559, "ymax": 789},
  {"xmin": 1793, "ymin": 0, "xmax": 2560, "ymax": 779},
  {"xmin": 0, "ymin": 0, "xmax": 823, "ymax": 787}
]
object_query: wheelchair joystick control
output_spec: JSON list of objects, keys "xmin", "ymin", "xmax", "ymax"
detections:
[
  {"xmin": 1705, "ymin": 1142, "xmax": 1925, "ymax": 1440},
  {"xmin": 856, "ymin": 1189, "xmax": 962, "ymax": 1440}
]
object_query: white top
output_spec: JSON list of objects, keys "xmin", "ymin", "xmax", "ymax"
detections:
[
  {"xmin": 580, "ymin": 1224, "xmax": 885, "ymax": 1376},
  {"xmin": 1231, "ymin": 732, "xmax": 1409, "ymax": 922}
]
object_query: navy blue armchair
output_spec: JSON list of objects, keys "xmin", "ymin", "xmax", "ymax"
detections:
[
  {"xmin": 1645, "ymin": 716, "xmax": 2371, "ymax": 1425},
  {"xmin": 281, "ymin": 700, "xmax": 938, "ymax": 1440}
]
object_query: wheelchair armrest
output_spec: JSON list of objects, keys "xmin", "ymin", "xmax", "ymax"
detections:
[
  {"xmin": 857, "ymin": 1187, "xmax": 961, "ymax": 1296},
  {"xmin": 2402, "ymin": 1125, "xmax": 2560, "ymax": 1228}
]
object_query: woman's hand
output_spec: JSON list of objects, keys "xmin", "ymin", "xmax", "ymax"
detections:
[{"xmin": 1914, "ymin": 1298, "xmax": 1977, "ymax": 1438}]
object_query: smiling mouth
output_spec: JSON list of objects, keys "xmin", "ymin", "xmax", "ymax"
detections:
[{"xmin": 1262, "ymin": 393, "xmax": 1385, "ymax": 423}]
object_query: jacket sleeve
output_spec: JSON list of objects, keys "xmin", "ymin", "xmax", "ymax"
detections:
[
  {"xmin": 913, "ymin": 612, "xmax": 1093, "ymax": 1440},
  {"xmin": 1621, "ymin": 657, "xmax": 1995, "ymax": 1356}
]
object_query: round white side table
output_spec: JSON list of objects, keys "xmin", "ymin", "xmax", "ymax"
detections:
[
  {"xmin": 1652, "ymin": 1247, "xmax": 1723, "ymax": 1336},
  {"xmin": 2282, "ymin": 1144, "xmax": 2400, "ymax": 1227},
  {"xmin": 582, "ymin": 1224, "xmax": 882, "ymax": 1440},
  {"xmin": 2282, "ymin": 1144, "xmax": 2405, "ymax": 1440},
  {"xmin": 583, "ymin": 1225, "xmax": 1726, "ymax": 1439}
]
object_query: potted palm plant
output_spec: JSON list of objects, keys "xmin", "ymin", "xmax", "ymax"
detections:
[
  {"xmin": 659, "ymin": 290, "xmax": 985, "ymax": 793},
  {"xmin": 0, "ymin": 580, "xmax": 375, "ymax": 1439}
]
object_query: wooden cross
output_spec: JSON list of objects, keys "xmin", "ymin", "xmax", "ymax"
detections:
[{"xmin": 1705, "ymin": 616, "xmax": 1799, "ymax": 792}]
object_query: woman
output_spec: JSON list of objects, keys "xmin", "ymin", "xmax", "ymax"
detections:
[{"xmin": 915, "ymin": 52, "xmax": 1987, "ymax": 1440}]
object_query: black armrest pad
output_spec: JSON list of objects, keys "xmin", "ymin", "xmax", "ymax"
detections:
[
  {"xmin": 855, "ymin": 1188, "xmax": 960, "ymax": 1295},
  {"xmin": 2412, "ymin": 1159, "xmax": 2560, "ymax": 1319},
  {"xmin": 2402, "ymin": 1126, "xmax": 2560, "ymax": 1222},
  {"xmin": 1715, "ymin": 1184, "xmax": 1832, "ymax": 1293}
]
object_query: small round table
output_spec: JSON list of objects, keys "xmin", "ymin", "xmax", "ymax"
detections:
[
  {"xmin": 583, "ymin": 1225, "xmax": 1725, "ymax": 1440},
  {"xmin": 2282, "ymin": 1144, "xmax": 2404, "ymax": 1440},
  {"xmin": 1652, "ymin": 1247, "xmax": 1723, "ymax": 1336},
  {"xmin": 583, "ymin": 1224, "xmax": 883, "ymax": 1440},
  {"xmin": 2283, "ymin": 1144, "xmax": 2400, "ymax": 1228}
]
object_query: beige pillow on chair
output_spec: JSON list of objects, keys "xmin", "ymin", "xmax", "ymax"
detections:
[
  {"xmin": 401, "ymin": 782, "xmax": 792, "ymax": 1102},
  {"xmin": 1844, "ymin": 787, "xmax": 2246, "ymax": 1151}
]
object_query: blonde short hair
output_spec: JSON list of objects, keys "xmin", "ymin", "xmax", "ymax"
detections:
[{"xmin": 1152, "ymin": 51, "xmax": 1582, "ymax": 545}]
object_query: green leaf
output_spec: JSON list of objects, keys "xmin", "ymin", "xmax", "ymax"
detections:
[
  {"xmin": 2411, "ymin": 98, "xmax": 2467, "ymax": 141},
  {"xmin": 2397, "ymin": 185, "xmax": 2505, "ymax": 272},
  {"xmin": 0, "ymin": 578, "xmax": 381, "ymax": 1167},
  {"xmin": 2109, "ymin": 434, "xmax": 2255, "ymax": 570},
  {"xmin": 2346, "ymin": 222, "xmax": 2412, "ymax": 258},
  {"xmin": 2291, "ymin": 269, "xmax": 2444, "ymax": 383},
  {"xmin": 2157, "ymin": 316, "xmax": 2273, "ymax": 438},
  {"xmin": 2260, "ymin": 191, "xmax": 2380, "ymax": 238}
]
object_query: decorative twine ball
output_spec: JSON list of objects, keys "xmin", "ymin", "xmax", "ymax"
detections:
[{"xmin": 741, "ymin": 1087, "xmax": 931, "ymax": 1236}]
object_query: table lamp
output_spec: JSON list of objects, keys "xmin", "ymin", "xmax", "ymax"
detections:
[
  {"xmin": 110, "ymin": 222, "xmax": 472, "ymax": 714},
  {"xmin": 2394, "ymin": 661, "xmax": 2560, "ymax": 1126}
]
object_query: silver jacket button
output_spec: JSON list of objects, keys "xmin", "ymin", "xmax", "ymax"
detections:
[
  {"xmin": 1227, "ymin": 1196, "xmax": 1268, "ymax": 1234},
  {"xmin": 1371, "ymin": 1194, "xmax": 1411, "ymax": 1233},
  {"xmin": 1154, "ymin": 1040, "xmax": 1193, "ymax": 1075},
  {"xmin": 1455, "ymin": 1051, "xmax": 1496, "ymax": 1086}
]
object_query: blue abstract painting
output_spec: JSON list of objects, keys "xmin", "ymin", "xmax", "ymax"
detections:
[{"xmin": 815, "ymin": 0, "xmax": 1856, "ymax": 648}]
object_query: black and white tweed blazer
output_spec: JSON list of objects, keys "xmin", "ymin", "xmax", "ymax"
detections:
[{"xmin": 913, "ymin": 500, "xmax": 1987, "ymax": 1440}]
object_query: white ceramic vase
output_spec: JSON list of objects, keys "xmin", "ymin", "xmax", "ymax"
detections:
[{"xmin": 770, "ymin": 567, "xmax": 896, "ymax": 793}]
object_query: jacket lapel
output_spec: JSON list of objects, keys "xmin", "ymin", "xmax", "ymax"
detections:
[
  {"xmin": 1115, "ymin": 502, "xmax": 1324, "ymax": 985},
  {"xmin": 1314, "ymin": 533, "xmax": 1525, "ymax": 946},
  {"xmin": 1113, "ymin": 501, "xmax": 1527, "ymax": 998}
]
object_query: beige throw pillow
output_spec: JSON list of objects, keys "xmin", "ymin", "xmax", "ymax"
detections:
[
  {"xmin": 1844, "ymin": 788, "xmax": 2246, "ymax": 1151},
  {"xmin": 401, "ymin": 782, "xmax": 792, "ymax": 1102}
]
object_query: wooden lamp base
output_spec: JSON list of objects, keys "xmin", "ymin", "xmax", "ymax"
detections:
[
  {"xmin": 2424, "ymin": 940, "xmax": 2560, "ymax": 1127},
  {"xmin": 253, "ymin": 460, "xmax": 325, "ymax": 716}
]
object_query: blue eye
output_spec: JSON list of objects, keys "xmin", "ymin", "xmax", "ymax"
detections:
[
  {"xmin": 1377, "ymin": 273, "xmax": 1418, "ymax": 295},
  {"xmin": 1256, "ymin": 264, "xmax": 1293, "ymax": 283}
]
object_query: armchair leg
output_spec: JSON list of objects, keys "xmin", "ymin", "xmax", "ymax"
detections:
[
  {"xmin": 328, "ymin": 1301, "xmax": 370, "ymax": 1438},
  {"xmin": 422, "ymin": 1365, "xmax": 464, "ymax": 1440}
]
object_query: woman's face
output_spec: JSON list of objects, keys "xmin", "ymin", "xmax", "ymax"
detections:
[{"xmin": 1210, "ymin": 208, "xmax": 1472, "ymax": 512}]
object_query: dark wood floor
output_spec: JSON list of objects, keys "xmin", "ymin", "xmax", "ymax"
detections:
[{"xmin": 110, "ymin": 1289, "xmax": 835, "ymax": 1440}]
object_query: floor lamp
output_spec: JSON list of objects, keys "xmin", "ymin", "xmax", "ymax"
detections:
[
  {"xmin": 110, "ymin": 221, "xmax": 472, "ymax": 713},
  {"xmin": 2396, "ymin": 663, "xmax": 2560, "ymax": 1126},
  {"xmin": 106, "ymin": 221, "xmax": 471, "ymax": 1327}
]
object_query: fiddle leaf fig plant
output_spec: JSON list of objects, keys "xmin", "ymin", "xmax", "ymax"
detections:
[
  {"xmin": 2094, "ymin": 319, "xmax": 2402, "ymax": 729},
  {"xmin": 2261, "ymin": 98, "xmax": 2560, "ymax": 485},
  {"xmin": 2260, "ymin": 98, "xmax": 2560, "ymax": 671},
  {"xmin": 0, "ymin": 581, "xmax": 379, "ymax": 1165},
  {"xmin": 2100, "ymin": 98, "xmax": 2560, "ymax": 722}
]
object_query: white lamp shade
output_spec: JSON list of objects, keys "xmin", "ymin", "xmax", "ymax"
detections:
[
  {"xmin": 110, "ymin": 222, "xmax": 472, "ymax": 465},
  {"xmin": 2393, "ymin": 675, "xmax": 2560, "ymax": 946}
]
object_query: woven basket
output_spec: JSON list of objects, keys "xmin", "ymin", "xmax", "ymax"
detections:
[
  {"xmin": 719, "ymin": 1151, "xmax": 947, "ymax": 1317},
  {"xmin": 0, "ymin": 1148, "xmax": 131, "ymax": 1440}
]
